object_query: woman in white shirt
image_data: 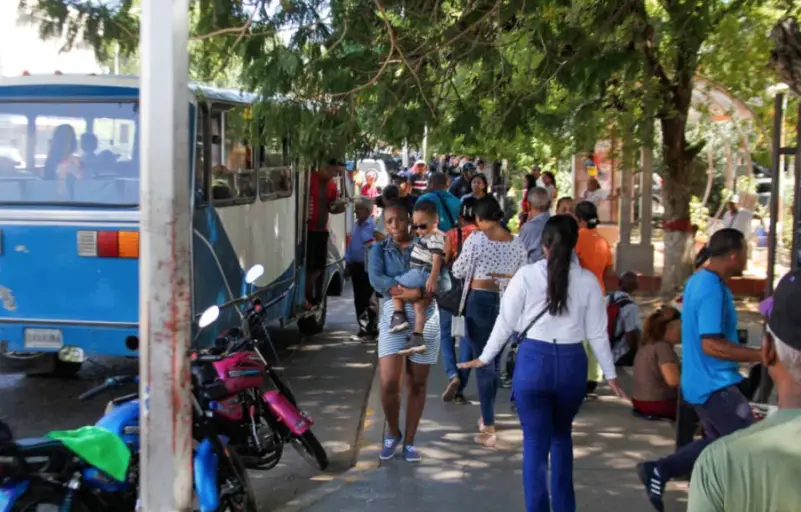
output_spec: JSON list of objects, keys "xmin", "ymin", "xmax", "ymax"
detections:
[
  {"xmin": 452, "ymin": 196, "xmax": 527, "ymax": 447},
  {"xmin": 460, "ymin": 214, "xmax": 626, "ymax": 512}
]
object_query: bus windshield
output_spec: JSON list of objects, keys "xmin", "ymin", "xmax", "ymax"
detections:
[{"xmin": 0, "ymin": 101, "xmax": 139, "ymax": 206}]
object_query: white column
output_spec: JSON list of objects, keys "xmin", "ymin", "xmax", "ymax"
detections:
[
  {"xmin": 422, "ymin": 124, "xmax": 428, "ymax": 162},
  {"xmin": 640, "ymin": 145, "xmax": 654, "ymax": 245},
  {"xmin": 139, "ymin": 0, "xmax": 193, "ymax": 510}
]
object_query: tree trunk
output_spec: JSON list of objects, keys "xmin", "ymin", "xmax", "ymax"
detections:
[
  {"xmin": 702, "ymin": 144, "xmax": 714, "ymax": 206},
  {"xmin": 724, "ymin": 144, "xmax": 734, "ymax": 190},
  {"xmin": 660, "ymin": 115, "xmax": 697, "ymax": 295}
]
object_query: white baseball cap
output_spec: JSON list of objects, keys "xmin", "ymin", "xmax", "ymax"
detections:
[{"xmin": 414, "ymin": 159, "xmax": 426, "ymax": 166}]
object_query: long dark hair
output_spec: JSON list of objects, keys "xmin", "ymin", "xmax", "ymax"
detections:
[
  {"xmin": 523, "ymin": 174, "xmax": 537, "ymax": 191},
  {"xmin": 541, "ymin": 215, "xmax": 579, "ymax": 315},
  {"xmin": 460, "ymin": 196, "xmax": 477, "ymax": 222},
  {"xmin": 473, "ymin": 195, "xmax": 504, "ymax": 222},
  {"xmin": 575, "ymin": 201, "xmax": 599, "ymax": 229}
]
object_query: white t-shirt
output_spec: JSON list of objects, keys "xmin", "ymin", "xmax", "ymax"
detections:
[
  {"xmin": 723, "ymin": 209, "xmax": 754, "ymax": 240},
  {"xmin": 583, "ymin": 188, "xmax": 608, "ymax": 206}
]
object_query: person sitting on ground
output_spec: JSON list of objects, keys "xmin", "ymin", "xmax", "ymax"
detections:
[
  {"xmin": 609, "ymin": 271, "xmax": 642, "ymax": 366},
  {"xmin": 632, "ymin": 306, "xmax": 681, "ymax": 421},
  {"xmin": 389, "ymin": 200, "xmax": 447, "ymax": 354},
  {"xmin": 687, "ymin": 268, "xmax": 801, "ymax": 512}
]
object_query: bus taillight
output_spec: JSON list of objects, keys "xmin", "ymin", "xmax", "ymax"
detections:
[{"xmin": 77, "ymin": 231, "xmax": 139, "ymax": 259}]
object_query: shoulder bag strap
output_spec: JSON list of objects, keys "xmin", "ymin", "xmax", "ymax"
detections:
[
  {"xmin": 516, "ymin": 304, "xmax": 550, "ymax": 342},
  {"xmin": 456, "ymin": 234, "xmax": 480, "ymax": 315},
  {"xmin": 434, "ymin": 191, "xmax": 457, "ymax": 228}
]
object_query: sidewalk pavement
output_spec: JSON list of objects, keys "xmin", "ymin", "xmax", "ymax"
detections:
[{"xmin": 291, "ymin": 359, "xmax": 690, "ymax": 512}]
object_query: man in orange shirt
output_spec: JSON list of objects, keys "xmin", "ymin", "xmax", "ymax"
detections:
[{"xmin": 574, "ymin": 201, "xmax": 613, "ymax": 393}]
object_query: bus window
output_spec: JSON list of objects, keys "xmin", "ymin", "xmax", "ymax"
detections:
[
  {"xmin": 194, "ymin": 108, "xmax": 208, "ymax": 205},
  {"xmin": 0, "ymin": 101, "xmax": 139, "ymax": 206},
  {"xmin": 212, "ymin": 105, "xmax": 255, "ymax": 205},
  {"xmin": 258, "ymin": 138, "xmax": 293, "ymax": 200},
  {"xmin": 0, "ymin": 114, "xmax": 26, "ymax": 174}
]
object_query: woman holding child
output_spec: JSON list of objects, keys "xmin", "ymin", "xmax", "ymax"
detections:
[{"xmin": 367, "ymin": 201, "xmax": 446, "ymax": 463}]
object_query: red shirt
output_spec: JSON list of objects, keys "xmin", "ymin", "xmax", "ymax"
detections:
[
  {"xmin": 308, "ymin": 172, "xmax": 339, "ymax": 231},
  {"xmin": 360, "ymin": 184, "xmax": 379, "ymax": 198}
]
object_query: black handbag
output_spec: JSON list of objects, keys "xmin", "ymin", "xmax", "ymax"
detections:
[
  {"xmin": 434, "ymin": 194, "xmax": 464, "ymax": 314},
  {"xmin": 505, "ymin": 305, "xmax": 550, "ymax": 381}
]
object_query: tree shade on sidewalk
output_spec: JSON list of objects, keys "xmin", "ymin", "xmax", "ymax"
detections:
[{"xmin": 299, "ymin": 361, "xmax": 689, "ymax": 512}]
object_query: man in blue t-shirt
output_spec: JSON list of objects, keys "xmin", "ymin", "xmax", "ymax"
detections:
[
  {"xmin": 637, "ymin": 228, "xmax": 762, "ymax": 512},
  {"xmin": 417, "ymin": 171, "xmax": 461, "ymax": 231}
]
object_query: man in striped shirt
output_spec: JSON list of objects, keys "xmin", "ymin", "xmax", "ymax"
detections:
[{"xmin": 405, "ymin": 159, "xmax": 430, "ymax": 196}]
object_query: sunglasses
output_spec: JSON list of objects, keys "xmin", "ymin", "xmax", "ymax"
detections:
[{"xmin": 412, "ymin": 223, "xmax": 429, "ymax": 230}]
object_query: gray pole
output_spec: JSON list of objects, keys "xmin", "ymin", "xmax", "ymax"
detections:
[
  {"xmin": 766, "ymin": 94, "xmax": 783, "ymax": 293},
  {"xmin": 422, "ymin": 124, "xmax": 428, "ymax": 162},
  {"xmin": 139, "ymin": 0, "xmax": 193, "ymax": 510}
]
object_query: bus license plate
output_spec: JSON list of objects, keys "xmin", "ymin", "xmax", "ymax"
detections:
[{"xmin": 24, "ymin": 329, "xmax": 63, "ymax": 349}]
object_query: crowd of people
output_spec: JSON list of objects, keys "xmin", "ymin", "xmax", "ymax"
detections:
[{"xmin": 315, "ymin": 157, "xmax": 799, "ymax": 512}]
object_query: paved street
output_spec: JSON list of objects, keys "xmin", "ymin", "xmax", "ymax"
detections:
[
  {"xmin": 300, "ymin": 363, "xmax": 689, "ymax": 512},
  {"xmin": 0, "ymin": 287, "xmax": 377, "ymax": 512}
]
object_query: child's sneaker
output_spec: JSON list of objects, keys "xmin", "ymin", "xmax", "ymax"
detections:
[
  {"xmin": 389, "ymin": 311, "xmax": 410, "ymax": 333},
  {"xmin": 398, "ymin": 333, "xmax": 426, "ymax": 355}
]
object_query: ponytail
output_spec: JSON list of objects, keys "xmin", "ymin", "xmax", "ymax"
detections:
[
  {"xmin": 541, "ymin": 215, "xmax": 579, "ymax": 315},
  {"xmin": 642, "ymin": 306, "xmax": 680, "ymax": 346}
]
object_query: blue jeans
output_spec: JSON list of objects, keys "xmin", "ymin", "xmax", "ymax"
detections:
[
  {"xmin": 513, "ymin": 339, "xmax": 588, "ymax": 512},
  {"xmin": 395, "ymin": 267, "xmax": 430, "ymax": 289},
  {"xmin": 439, "ymin": 307, "xmax": 472, "ymax": 389},
  {"xmin": 656, "ymin": 384, "xmax": 754, "ymax": 481},
  {"xmin": 466, "ymin": 290, "xmax": 501, "ymax": 425}
]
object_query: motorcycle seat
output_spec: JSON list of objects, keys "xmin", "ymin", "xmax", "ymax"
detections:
[{"xmin": 13, "ymin": 438, "xmax": 79, "ymax": 475}]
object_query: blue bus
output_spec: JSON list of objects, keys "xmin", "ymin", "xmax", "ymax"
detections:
[{"xmin": 0, "ymin": 74, "xmax": 348, "ymax": 376}]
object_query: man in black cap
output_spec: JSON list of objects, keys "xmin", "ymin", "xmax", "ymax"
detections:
[
  {"xmin": 448, "ymin": 161, "xmax": 474, "ymax": 199},
  {"xmin": 688, "ymin": 268, "xmax": 801, "ymax": 511}
]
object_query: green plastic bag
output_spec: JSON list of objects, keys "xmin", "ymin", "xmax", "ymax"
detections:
[{"xmin": 46, "ymin": 426, "xmax": 131, "ymax": 482}]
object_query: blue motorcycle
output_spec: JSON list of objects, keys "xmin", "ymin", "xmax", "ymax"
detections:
[{"xmin": 0, "ymin": 310, "xmax": 258, "ymax": 511}]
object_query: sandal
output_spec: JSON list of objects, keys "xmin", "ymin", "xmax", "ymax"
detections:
[{"xmin": 475, "ymin": 431, "xmax": 497, "ymax": 447}]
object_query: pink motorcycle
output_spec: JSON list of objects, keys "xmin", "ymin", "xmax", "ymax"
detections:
[{"xmin": 192, "ymin": 267, "xmax": 329, "ymax": 472}]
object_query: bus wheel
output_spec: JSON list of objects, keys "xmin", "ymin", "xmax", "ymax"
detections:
[
  {"xmin": 0, "ymin": 352, "xmax": 82, "ymax": 378},
  {"xmin": 51, "ymin": 358, "xmax": 83, "ymax": 378},
  {"xmin": 298, "ymin": 295, "xmax": 327, "ymax": 336}
]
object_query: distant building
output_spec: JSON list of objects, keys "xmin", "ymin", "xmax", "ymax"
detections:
[{"xmin": 0, "ymin": 3, "xmax": 102, "ymax": 77}]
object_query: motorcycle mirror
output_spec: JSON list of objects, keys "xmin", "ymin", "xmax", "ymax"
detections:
[
  {"xmin": 198, "ymin": 306, "xmax": 220, "ymax": 329},
  {"xmin": 245, "ymin": 264, "xmax": 265, "ymax": 285}
]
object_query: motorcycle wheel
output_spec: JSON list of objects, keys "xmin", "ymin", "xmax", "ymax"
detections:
[
  {"xmin": 219, "ymin": 446, "xmax": 258, "ymax": 512},
  {"xmin": 11, "ymin": 484, "xmax": 92, "ymax": 512},
  {"xmin": 290, "ymin": 430, "xmax": 329, "ymax": 471},
  {"xmin": 244, "ymin": 410, "xmax": 284, "ymax": 470}
]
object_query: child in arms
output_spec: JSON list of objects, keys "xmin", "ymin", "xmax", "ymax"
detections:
[{"xmin": 389, "ymin": 200, "xmax": 446, "ymax": 354}]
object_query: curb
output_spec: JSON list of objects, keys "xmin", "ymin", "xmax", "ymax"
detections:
[{"xmin": 277, "ymin": 353, "xmax": 384, "ymax": 512}]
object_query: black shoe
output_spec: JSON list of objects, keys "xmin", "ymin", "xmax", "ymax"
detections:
[
  {"xmin": 357, "ymin": 330, "xmax": 376, "ymax": 339},
  {"xmin": 398, "ymin": 333, "xmax": 426, "ymax": 356},
  {"xmin": 453, "ymin": 392, "xmax": 467, "ymax": 404},
  {"xmin": 389, "ymin": 312, "xmax": 410, "ymax": 333},
  {"xmin": 636, "ymin": 462, "xmax": 666, "ymax": 512}
]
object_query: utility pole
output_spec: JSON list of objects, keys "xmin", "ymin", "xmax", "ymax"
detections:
[
  {"xmin": 139, "ymin": 0, "xmax": 193, "ymax": 510},
  {"xmin": 422, "ymin": 124, "xmax": 428, "ymax": 162}
]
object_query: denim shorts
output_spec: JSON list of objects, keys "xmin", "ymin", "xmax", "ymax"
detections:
[{"xmin": 395, "ymin": 267, "xmax": 430, "ymax": 289}]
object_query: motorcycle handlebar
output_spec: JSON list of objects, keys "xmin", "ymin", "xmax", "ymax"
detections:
[{"xmin": 79, "ymin": 375, "xmax": 138, "ymax": 401}]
